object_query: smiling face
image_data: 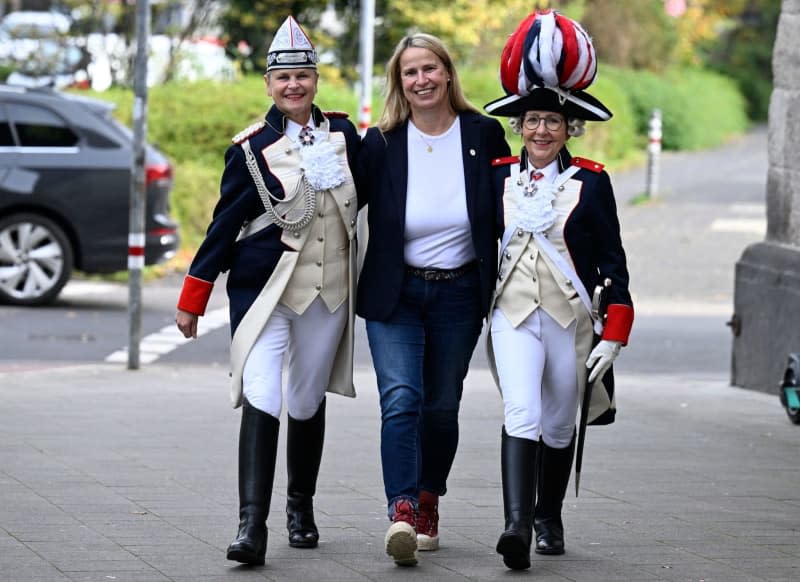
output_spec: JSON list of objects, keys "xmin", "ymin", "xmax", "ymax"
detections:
[
  {"xmin": 522, "ymin": 110, "xmax": 569, "ymax": 168},
  {"xmin": 398, "ymin": 46, "xmax": 451, "ymax": 116},
  {"xmin": 265, "ymin": 67, "xmax": 319, "ymax": 124}
]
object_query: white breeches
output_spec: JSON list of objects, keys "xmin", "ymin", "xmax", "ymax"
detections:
[
  {"xmin": 243, "ymin": 296, "xmax": 346, "ymax": 420},
  {"xmin": 490, "ymin": 308, "xmax": 578, "ymax": 448}
]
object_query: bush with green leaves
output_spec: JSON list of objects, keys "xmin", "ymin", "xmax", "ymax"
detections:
[
  {"xmin": 603, "ymin": 66, "xmax": 749, "ymax": 151},
  {"xmin": 87, "ymin": 62, "xmax": 748, "ymax": 254}
]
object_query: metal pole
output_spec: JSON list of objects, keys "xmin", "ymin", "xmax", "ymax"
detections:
[
  {"xmin": 356, "ymin": 0, "xmax": 375, "ymax": 273},
  {"xmin": 128, "ymin": 0, "xmax": 149, "ymax": 370},
  {"xmin": 645, "ymin": 108, "xmax": 662, "ymax": 199},
  {"xmin": 357, "ymin": 0, "xmax": 375, "ymax": 136}
]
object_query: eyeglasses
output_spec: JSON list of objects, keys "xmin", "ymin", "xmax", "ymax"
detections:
[{"xmin": 522, "ymin": 114, "xmax": 564, "ymax": 131}]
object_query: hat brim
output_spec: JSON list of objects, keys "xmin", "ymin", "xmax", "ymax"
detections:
[{"xmin": 484, "ymin": 87, "xmax": 612, "ymax": 121}]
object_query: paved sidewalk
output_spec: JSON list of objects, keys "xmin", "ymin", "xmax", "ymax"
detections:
[{"xmin": 1, "ymin": 363, "xmax": 798, "ymax": 581}]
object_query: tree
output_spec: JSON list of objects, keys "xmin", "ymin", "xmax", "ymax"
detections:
[{"xmin": 580, "ymin": 0, "xmax": 678, "ymax": 71}]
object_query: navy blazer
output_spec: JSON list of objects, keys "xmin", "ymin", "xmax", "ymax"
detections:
[{"xmin": 356, "ymin": 112, "xmax": 511, "ymax": 321}]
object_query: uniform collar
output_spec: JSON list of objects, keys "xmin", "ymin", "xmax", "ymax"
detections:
[
  {"xmin": 265, "ymin": 104, "xmax": 326, "ymax": 134},
  {"xmin": 519, "ymin": 146, "xmax": 573, "ymax": 178}
]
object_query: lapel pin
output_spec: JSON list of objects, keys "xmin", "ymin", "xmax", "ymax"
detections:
[{"xmin": 469, "ymin": 148, "xmax": 476, "ymax": 156}]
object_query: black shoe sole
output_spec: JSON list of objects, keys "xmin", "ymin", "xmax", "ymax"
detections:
[
  {"xmin": 496, "ymin": 533, "xmax": 531, "ymax": 570},
  {"xmin": 288, "ymin": 539, "xmax": 319, "ymax": 549},
  {"xmin": 226, "ymin": 548, "xmax": 266, "ymax": 565}
]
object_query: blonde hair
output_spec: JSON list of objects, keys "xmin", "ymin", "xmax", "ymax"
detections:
[{"xmin": 376, "ymin": 33, "xmax": 479, "ymax": 133}]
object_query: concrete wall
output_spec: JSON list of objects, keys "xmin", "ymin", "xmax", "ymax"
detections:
[{"xmin": 732, "ymin": 0, "xmax": 800, "ymax": 392}]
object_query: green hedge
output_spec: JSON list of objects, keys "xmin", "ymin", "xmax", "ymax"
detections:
[
  {"xmin": 87, "ymin": 63, "xmax": 748, "ymax": 256},
  {"xmin": 602, "ymin": 66, "xmax": 749, "ymax": 151}
]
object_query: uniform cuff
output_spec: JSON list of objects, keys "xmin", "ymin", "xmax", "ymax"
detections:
[
  {"xmin": 177, "ymin": 275, "xmax": 214, "ymax": 315},
  {"xmin": 602, "ymin": 304, "xmax": 634, "ymax": 345}
]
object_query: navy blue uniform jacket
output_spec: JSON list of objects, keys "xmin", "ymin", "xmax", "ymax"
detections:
[
  {"xmin": 356, "ymin": 112, "xmax": 511, "ymax": 321},
  {"xmin": 177, "ymin": 104, "xmax": 361, "ymax": 334}
]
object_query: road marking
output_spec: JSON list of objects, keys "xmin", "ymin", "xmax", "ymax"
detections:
[
  {"xmin": 104, "ymin": 306, "xmax": 230, "ymax": 364},
  {"xmin": 60, "ymin": 280, "xmax": 121, "ymax": 298},
  {"xmin": 633, "ymin": 299, "xmax": 733, "ymax": 316},
  {"xmin": 729, "ymin": 203, "xmax": 765, "ymax": 214},
  {"xmin": 709, "ymin": 218, "xmax": 766, "ymax": 235}
]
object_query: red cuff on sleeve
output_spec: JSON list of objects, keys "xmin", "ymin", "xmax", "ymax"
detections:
[
  {"xmin": 177, "ymin": 275, "xmax": 214, "ymax": 315},
  {"xmin": 602, "ymin": 304, "xmax": 634, "ymax": 345}
]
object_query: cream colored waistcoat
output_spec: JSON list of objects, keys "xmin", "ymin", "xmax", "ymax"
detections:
[
  {"xmin": 494, "ymin": 176, "xmax": 584, "ymax": 328},
  {"xmin": 280, "ymin": 191, "xmax": 348, "ymax": 314}
]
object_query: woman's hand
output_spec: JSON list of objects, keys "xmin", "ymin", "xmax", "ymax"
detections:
[
  {"xmin": 176, "ymin": 309, "xmax": 199, "ymax": 339},
  {"xmin": 586, "ymin": 340, "xmax": 622, "ymax": 383}
]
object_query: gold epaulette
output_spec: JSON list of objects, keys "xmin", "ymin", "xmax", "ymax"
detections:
[{"xmin": 231, "ymin": 121, "xmax": 266, "ymax": 144}]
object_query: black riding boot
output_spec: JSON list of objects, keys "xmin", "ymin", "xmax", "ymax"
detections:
[
  {"xmin": 534, "ymin": 434, "xmax": 575, "ymax": 555},
  {"xmin": 286, "ymin": 398, "xmax": 326, "ymax": 548},
  {"xmin": 226, "ymin": 399, "xmax": 280, "ymax": 565},
  {"xmin": 496, "ymin": 426, "xmax": 538, "ymax": 570}
]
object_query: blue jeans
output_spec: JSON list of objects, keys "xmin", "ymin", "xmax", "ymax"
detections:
[{"xmin": 366, "ymin": 268, "xmax": 483, "ymax": 513}]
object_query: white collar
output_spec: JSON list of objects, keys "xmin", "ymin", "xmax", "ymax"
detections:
[
  {"xmin": 285, "ymin": 117, "xmax": 314, "ymax": 142},
  {"xmin": 526, "ymin": 159, "xmax": 559, "ymax": 183}
]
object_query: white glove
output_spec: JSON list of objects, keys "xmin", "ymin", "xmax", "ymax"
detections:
[{"xmin": 586, "ymin": 340, "xmax": 622, "ymax": 383}]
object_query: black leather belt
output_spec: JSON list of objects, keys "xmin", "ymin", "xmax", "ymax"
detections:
[{"xmin": 405, "ymin": 260, "xmax": 477, "ymax": 281}]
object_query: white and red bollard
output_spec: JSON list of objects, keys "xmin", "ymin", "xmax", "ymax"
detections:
[{"xmin": 646, "ymin": 109, "xmax": 662, "ymax": 198}]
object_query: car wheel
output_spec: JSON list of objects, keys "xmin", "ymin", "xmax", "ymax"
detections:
[{"xmin": 0, "ymin": 213, "xmax": 73, "ymax": 306}]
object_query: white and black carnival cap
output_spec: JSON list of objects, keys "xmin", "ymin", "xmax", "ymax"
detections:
[{"xmin": 266, "ymin": 15, "xmax": 318, "ymax": 72}]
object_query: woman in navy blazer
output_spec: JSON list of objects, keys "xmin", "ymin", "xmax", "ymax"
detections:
[{"xmin": 357, "ymin": 33, "xmax": 510, "ymax": 566}]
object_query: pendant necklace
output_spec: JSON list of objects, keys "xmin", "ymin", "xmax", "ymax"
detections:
[{"xmin": 418, "ymin": 132, "xmax": 436, "ymax": 153}]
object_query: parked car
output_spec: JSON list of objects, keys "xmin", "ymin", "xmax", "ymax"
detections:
[{"xmin": 0, "ymin": 84, "xmax": 179, "ymax": 305}]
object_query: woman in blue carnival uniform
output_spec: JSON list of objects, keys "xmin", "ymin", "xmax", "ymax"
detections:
[
  {"xmin": 483, "ymin": 10, "xmax": 634, "ymax": 571},
  {"xmin": 175, "ymin": 16, "xmax": 362, "ymax": 565},
  {"xmin": 357, "ymin": 33, "xmax": 510, "ymax": 566}
]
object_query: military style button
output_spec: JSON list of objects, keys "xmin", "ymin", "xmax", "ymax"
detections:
[
  {"xmin": 285, "ymin": 148, "xmax": 292, "ymax": 155},
  {"xmin": 533, "ymin": 298, "xmax": 539, "ymax": 304},
  {"xmin": 558, "ymin": 185, "xmax": 565, "ymax": 192},
  {"xmin": 293, "ymin": 232, "xmax": 301, "ymax": 238},
  {"xmin": 316, "ymin": 261, "xmax": 322, "ymax": 267},
  {"xmin": 504, "ymin": 251, "xmax": 511, "ymax": 259},
  {"xmin": 344, "ymin": 199, "xmax": 351, "ymax": 207},
  {"xmin": 517, "ymin": 229, "xmax": 524, "ymax": 237},
  {"xmin": 318, "ymin": 211, "xmax": 324, "ymax": 218},
  {"xmin": 315, "ymin": 284, "xmax": 322, "ymax": 291},
  {"xmin": 566, "ymin": 279, "xmax": 573, "ymax": 286},
  {"xmin": 498, "ymin": 272, "xmax": 504, "ymax": 281},
  {"xmin": 529, "ymin": 254, "xmax": 534, "ymax": 260},
  {"xmin": 317, "ymin": 236, "xmax": 323, "ymax": 242},
  {"xmin": 350, "ymin": 219, "xmax": 356, "ymax": 226}
]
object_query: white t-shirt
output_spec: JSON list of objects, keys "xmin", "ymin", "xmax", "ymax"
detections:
[{"xmin": 404, "ymin": 119, "xmax": 475, "ymax": 269}]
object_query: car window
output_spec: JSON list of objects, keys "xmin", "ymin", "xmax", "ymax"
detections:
[
  {"xmin": 6, "ymin": 101, "xmax": 78, "ymax": 147},
  {"xmin": 0, "ymin": 104, "xmax": 14, "ymax": 146}
]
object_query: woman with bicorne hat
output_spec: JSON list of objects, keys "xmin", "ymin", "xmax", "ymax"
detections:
[
  {"xmin": 483, "ymin": 9, "xmax": 634, "ymax": 571},
  {"xmin": 175, "ymin": 15, "xmax": 363, "ymax": 565}
]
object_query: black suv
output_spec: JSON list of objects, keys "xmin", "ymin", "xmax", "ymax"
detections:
[{"xmin": 0, "ymin": 84, "xmax": 179, "ymax": 305}]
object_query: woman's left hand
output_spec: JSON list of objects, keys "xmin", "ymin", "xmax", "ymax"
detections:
[{"xmin": 586, "ymin": 340, "xmax": 622, "ymax": 383}]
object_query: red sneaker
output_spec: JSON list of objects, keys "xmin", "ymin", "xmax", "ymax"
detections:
[
  {"xmin": 385, "ymin": 498, "xmax": 417, "ymax": 566},
  {"xmin": 416, "ymin": 490, "xmax": 439, "ymax": 551}
]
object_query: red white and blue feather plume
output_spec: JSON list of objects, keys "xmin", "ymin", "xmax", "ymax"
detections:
[{"xmin": 487, "ymin": 10, "xmax": 611, "ymax": 121}]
